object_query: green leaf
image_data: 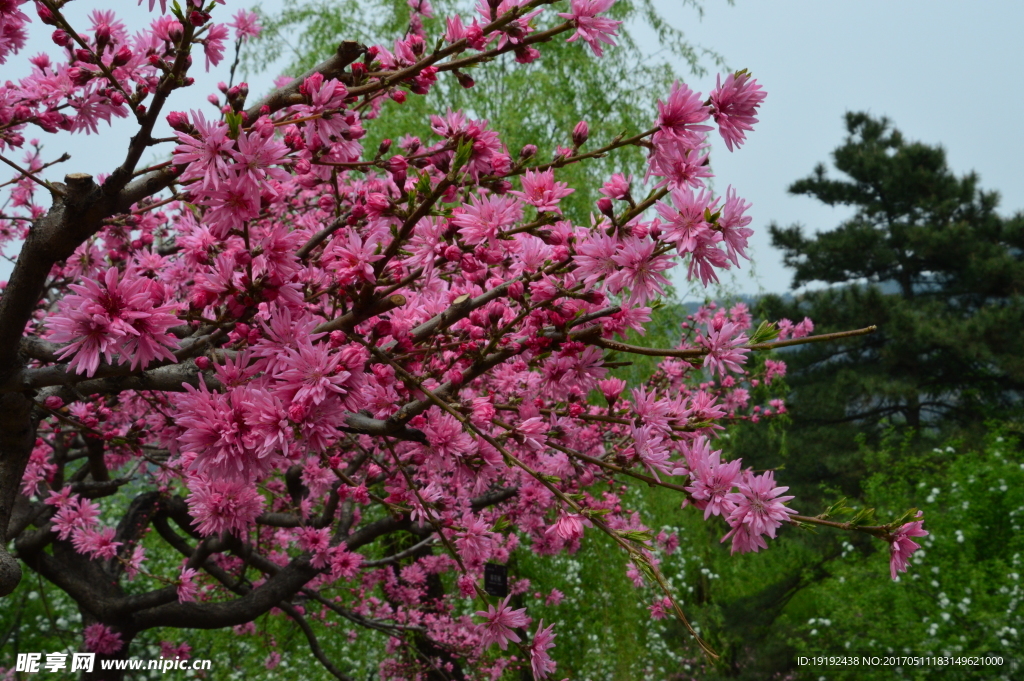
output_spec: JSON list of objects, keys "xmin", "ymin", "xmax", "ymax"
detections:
[
  {"xmin": 452, "ymin": 139, "xmax": 474, "ymax": 175},
  {"xmin": 749, "ymin": 320, "xmax": 780, "ymax": 345},
  {"xmin": 225, "ymin": 111, "xmax": 243, "ymax": 140},
  {"xmin": 618, "ymin": 529, "xmax": 654, "ymax": 543}
]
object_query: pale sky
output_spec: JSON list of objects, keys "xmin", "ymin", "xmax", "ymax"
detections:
[{"xmin": 4, "ymin": 1, "xmax": 1022, "ymax": 301}]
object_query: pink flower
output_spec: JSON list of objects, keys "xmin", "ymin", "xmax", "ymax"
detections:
[
  {"xmin": 793, "ymin": 317, "xmax": 814, "ymax": 338},
  {"xmin": 599, "ymin": 173, "xmax": 632, "ymax": 200},
  {"xmin": 71, "ymin": 526, "xmax": 122, "ymax": 559},
  {"xmin": 630, "ymin": 423, "xmax": 673, "ymax": 480},
  {"xmin": 293, "ymin": 73, "xmax": 354, "ymax": 150},
  {"xmin": 84, "ymin": 623, "xmax": 123, "ymax": 655},
  {"xmin": 648, "ymin": 597, "xmax": 672, "ymax": 620},
  {"xmin": 324, "ymin": 231, "xmax": 384, "ymax": 286},
  {"xmin": 228, "ymin": 9, "xmax": 262, "ymax": 40},
  {"xmin": 423, "ymin": 411, "xmax": 477, "ymax": 460},
  {"xmin": 889, "ymin": 512, "xmax": 928, "ymax": 580},
  {"xmin": 47, "ymin": 267, "xmax": 179, "ymax": 376},
  {"xmin": 408, "ymin": 0, "xmax": 434, "ymax": 18},
  {"xmin": 203, "ymin": 23, "xmax": 229, "ymax": 70},
  {"xmin": 710, "ymin": 70, "xmax": 766, "ymax": 151},
  {"xmin": 646, "ymin": 133, "xmax": 713, "ymax": 191},
  {"xmin": 722, "ymin": 471, "xmax": 796, "ymax": 554},
  {"xmin": 51, "ymin": 495, "xmax": 101, "ymax": 541},
  {"xmin": 718, "ymin": 186, "xmax": 753, "ymax": 266},
  {"xmin": 509, "ymin": 169, "xmax": 574, "ymax": 213},
  {"xmin": 452, "ymin": 193, "xmax": 522, "ymax": 245},
  {"xmin": 456, "ymin": 517, "xmax": 497, "ymax": 567},
  {"xmin": 655, "ymin": 187, "xmax": 715, "ymax": 253},
  {"xmin": 328, "ymin": 546, "xmax": 364, "ymax": 581},
  {"xmin": 159, "ymin": 641, "xmax": 191, "ymax": 659},
  {"xmin": 683, "ymin": 438, "xmax": 741, "ymax": 519},
  {"xmin": 125, "ymin": 545, "xmax": 146, "ymax": 581},
  {"xmin": 608, "ymin": 237, "xmax": 674, "ymax": 305},
  {"xmin": 573, "ymin": 232, "xmax": 620, "ymax": 289},
  {"xmin": 297, "ymin": 527, "xmax": 332, "ymax": 568},
  {"xmin": 476, "ymin": 594, "xmax": 531, "ymax": 650},
  {"xmin": 530, "ymin": 620, "xmax": 558, "ymax": 678},
  {"xmin": 558, "ymin": 0, "xmax": 622, "ymax": 57},
  {"xmin": 177, "ymin": 382, "xmax": 285, "ymax": 483},
  {"xmin": 0, "ymin": 0, "xmax": 28, "ymax": 65},
  {"xmin": 277, "ymin": 341, "xmax": 352, "ymax": 406},
  {"xmin": 186, "ymin": 477, "xmax": 266, "ymax": 537},
  {"xmin": 546, "ymin": 512, "xmax": 586, "ymax": 541},
  {"xmin": 656, "ymin": 81, "xmax": 712, "ymax": 144},
  {"xmin": 172, "ymin": 110, "xmax": 233, "ymax": 190},
  {"xmin": 177, "ymin": 567, "xmax": 200, "ymax": 603},
  {"xmin": 698, "ymin": 318, "xmax": 750, "ymax": 377},
  {"xmin": 598, "ymin": 377, "xmax": 627, "ymax": 405}
]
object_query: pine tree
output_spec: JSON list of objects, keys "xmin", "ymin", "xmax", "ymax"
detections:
[{"xmin": 762, "ymin": 112, "xmax": 1024, "ymax": 468}]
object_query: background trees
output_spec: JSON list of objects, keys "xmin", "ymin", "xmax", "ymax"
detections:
[{"xmin": 754, "ymin": 112, "xmax": 1024, "ymax": 499}]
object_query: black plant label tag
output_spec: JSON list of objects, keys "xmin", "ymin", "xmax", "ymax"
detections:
[{"xmin": 484, "ymin": 562, "xmax": 508, "ymax": 597}]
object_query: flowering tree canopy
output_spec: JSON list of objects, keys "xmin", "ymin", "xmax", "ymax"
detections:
[{"xmin": 0, "ymin": 0, "xmax": 922, "ymax": 678}]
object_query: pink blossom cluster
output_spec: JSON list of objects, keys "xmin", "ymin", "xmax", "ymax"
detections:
[{"xmin": 0, "ymin": 0, "xmax": 919, "ymax": 675}]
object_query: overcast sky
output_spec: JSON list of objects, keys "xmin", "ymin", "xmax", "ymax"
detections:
[{"xmin": 4, "ymin": 0, "xmax": 1023, "ymax": 300}]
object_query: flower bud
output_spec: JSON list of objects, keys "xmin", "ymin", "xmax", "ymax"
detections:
[
  {"xmin": 37, "ymin": 4, "xmax": 56, "ymax": 24},
  {"xmin": 112, "ymin": 46, "xmax": 133, "ymax": 66},
  {"xmin": 390, "ymin": 89, "xmax": 407, "ymax": 104},
  {"xmin": 465, "ymin": 24, "xmax": 486, "ymax": 50},
  {"xmin": 456, "ymin": 71, "xmax": 475, "ymax": 89},
  {"xmin": 385, "ymin": 155, "xmax": 408, "ymax": 175},
  {"xmin": 44, "ymin": 396, "xmax": 64, "ymax": 410},
  {"xmin": 377, "ymin": 138, "xmax": 392, "ymax": 156},
  {"xmin": 194, "ymin": 356, "xmax": 212, "ymax": 370},
  {"xmin": 74, "ymin": 48, "xmax": 95, "ymax": 64},
  {"xmin": 68, "ymin": 67, "xmax": 94, "ymax": 86},
  {"xmin": 596, "ymin": 197, "xmax": 614, "ymax": 218},
  {"xmin": 519, "ymin": 144, "xmax": 538, "ymax": 159},
  {"xmin": 288, "ymin": 403, "xmax": 309, "ymax": 422},
  {"xmin": 572, "ymin": 120, "xmax": 589, "ymax": 147},
  {"xmin": 166, "ymin": 111, "xmax": 190, "ymax": 132},
  {"xmin": 94, "ymin": 23, "xmax": 112, "ymax": 47},
  {"xmin": 514, "ymin": 45, "xmax": 540, "ymax": 64},
  {"xmin": 365, "ymin": 192, "xmax": 390, "ymax": 216},
  {"xmin": 598, "ymin": 378, "xmax": 627, "ymax": 406},
  {"xmin": 188, "ymin": 10, "xmax": 211, "ymax": 27}
]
